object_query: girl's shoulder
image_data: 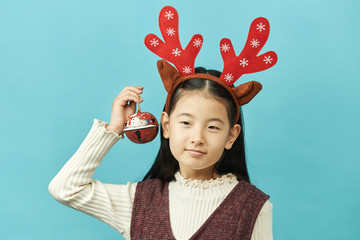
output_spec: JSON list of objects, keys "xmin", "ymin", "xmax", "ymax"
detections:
[
  {"xmin": 135, "ymin": 178, "xmax": 168, "ymax": 194},
  {"xmin": 237, "ymin": 179, "xmax": 271, "ymax": 201}
]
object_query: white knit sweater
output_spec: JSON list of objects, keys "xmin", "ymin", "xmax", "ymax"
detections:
[{"xmin": 48, "ymin": 119, "xmax": 273, "ymax": 240}]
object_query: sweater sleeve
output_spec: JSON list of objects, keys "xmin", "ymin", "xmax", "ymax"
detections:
[
  {"xmin": 250, "ymin": 199, "xmax": 273, "ymax": 240},
  {"xmin": 48, "ymin": 119, "xmax": 137, "ymax": 239}
]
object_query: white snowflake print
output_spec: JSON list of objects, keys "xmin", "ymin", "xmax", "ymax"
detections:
[
  {"xmin": 164, "ymin": 11, "xmax": 174, "ymax": 20},
  {"xmin": 224, "ymin": 73, "xmax": 234, "ymax": 82},
  {"xmin": 193, "ymin": 38, "xmax": 202, "ymax": 48},
  {"xmin": 263, "ymin": 56, "xmax": 273, "ymax": 64},
  {"xmin": 221, "ymin": 43, "xmax": 230, "ymax": 52},
  {"xmin": 172, "ymin": 48, "xmax": 181, "ymax": 57},
  {"xmin": 250, "ymin": 39, "xmax": 260, "ymax": 48},
  {"xmin": 239, "ymin": 58, "xmax": 249, "ymax": 67},
  {"xmin": 183, "ymin": 66, "xmax": 192, "ymax": 74},
  {"xmin": 150, "ymin": 38, "xmax": 159, "ymax": 47},
  {"xmin": 166, "ymin": 27, "xmax": 176, "ymax": 36},
  {"xmin": 256, "ymin": 23, "xmax": 266, "ymax": 32}
]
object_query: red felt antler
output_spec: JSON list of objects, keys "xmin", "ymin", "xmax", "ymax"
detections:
[
  {"xmin": 220, "ymin": 17, "xmax": 278, "ymax": 86},
  {"xmin": 145, "ymin": 6, "xmax": 203, "ymax": 75}
]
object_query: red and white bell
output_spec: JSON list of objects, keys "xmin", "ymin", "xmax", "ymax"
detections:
[{"xmin": 124, "ymin": 110, "xmax": 159, "ymax": 144}]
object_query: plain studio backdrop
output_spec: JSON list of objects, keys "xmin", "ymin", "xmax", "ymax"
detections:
[{"xmin": 0, "ymin": 0, "xmax": 359, "ymax": 239}]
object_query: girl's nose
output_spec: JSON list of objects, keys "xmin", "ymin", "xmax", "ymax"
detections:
[{"xmin": 190, "ymin": 128, "xmax": 205, "ymax": 145}]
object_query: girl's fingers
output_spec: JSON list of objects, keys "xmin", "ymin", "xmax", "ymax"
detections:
[
  {"xmin": 115, "ymin": 91, "xmax": 143, "ymax": 106},
  {"xmin": 119, "ymin": 91, "xmax": 141, "ymax": 101},
  {"xmin": 121, "ymin": 86, "xmax": 143, "ymax": 95},
  {"xmin": 124, "ymin": 94, "xmax": 143, "ymax": 104},
  {"xmin": 118, "ymin": 96, "xmax": 141, "ymax": 106}
]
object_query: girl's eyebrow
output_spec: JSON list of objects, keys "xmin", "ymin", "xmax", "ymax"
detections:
[
  {"xmin": 208, "ymin": 118, "xmax": 225, "ymax": 125},
  {"xmin": 176, "ymin": 113, "xmax": 193, "ymax": 118},
  {"xmin": 176, "ymin": 113, "xmax": 225, "ymax": 124}
]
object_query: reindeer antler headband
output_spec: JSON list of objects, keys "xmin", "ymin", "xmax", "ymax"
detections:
[{"xmin": 145, "ymin": 6, "xmax": 278, "ymax": 123}]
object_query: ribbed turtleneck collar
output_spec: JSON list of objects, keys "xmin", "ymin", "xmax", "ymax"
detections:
[
  {"xmin": 174, "ymin": 171, "xmax": 238, "ymax": 189},
  {"xmin": 169, "ymin": 171, "xmax": 239, "ymax": 199}
]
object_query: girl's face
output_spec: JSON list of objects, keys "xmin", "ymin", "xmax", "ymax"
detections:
[{"xmin": 161, "ymin": 91, "xmax": 241, "ymax": 179}]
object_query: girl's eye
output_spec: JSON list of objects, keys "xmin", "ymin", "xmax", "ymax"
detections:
[
  {"xmin": 181, "ymin": 121, "xmax": 190, "ymax": 126},
  {"xmin": 208, "ymin": 126, "xmax": 220, "ymax": 130}
]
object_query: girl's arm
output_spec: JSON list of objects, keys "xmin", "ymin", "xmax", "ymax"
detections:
[
  {"xmin": 48, "ymin": 119, "xmax": 136, "ymax": 238},
  {"xmin": 251, "ymin": 199, "xmax": 273, "ymax": 240},
  {"xmin": 49, "ymin": 86, "xmax": 143, "ymax": 239}
]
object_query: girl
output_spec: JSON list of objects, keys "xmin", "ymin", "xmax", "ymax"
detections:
[{"xmin": 48, "ymin": 66, "xmax": 273, "ymax": 239}]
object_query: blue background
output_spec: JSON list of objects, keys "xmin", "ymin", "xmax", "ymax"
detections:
[{"xmin": 1, "ymin": 0, "xmax": 359, "ymax": 239}]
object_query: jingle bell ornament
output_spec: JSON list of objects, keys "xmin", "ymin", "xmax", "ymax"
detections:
[{"xmin": 124, "ymin": 103, "xmax": 159, "ymax": 144}]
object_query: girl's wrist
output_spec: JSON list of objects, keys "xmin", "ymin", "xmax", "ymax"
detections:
[{"xmin": 105, "ymin": 124, "xmax": 124, "ymax": 136}]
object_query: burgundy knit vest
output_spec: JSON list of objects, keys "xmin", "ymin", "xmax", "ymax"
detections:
[{"xmin": 130, "ymin": 178, "xmax": 270, "ymax": 240}]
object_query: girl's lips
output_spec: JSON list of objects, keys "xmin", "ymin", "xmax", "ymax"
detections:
[{"xmin": 185, "ymin": 149, "xmax": 206, "ymax": 156}]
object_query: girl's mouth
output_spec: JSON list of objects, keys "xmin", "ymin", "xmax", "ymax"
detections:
[{"xmin": 185, "ymin": 149, "xmax": 206, "ymax": 156}]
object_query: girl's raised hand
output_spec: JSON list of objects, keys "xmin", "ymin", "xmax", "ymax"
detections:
[{"xmin": 106, "ymin": 86, "xmax": 144, "ymax": 135}]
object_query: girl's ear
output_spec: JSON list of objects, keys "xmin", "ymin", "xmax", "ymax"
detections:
[
  {"xmin": 161, "ymin": 111, "xmax": 170, "ymax": 139},
  {"xmin": 225, "ymin": 124, "xmax": 241, "ymax": 150}
]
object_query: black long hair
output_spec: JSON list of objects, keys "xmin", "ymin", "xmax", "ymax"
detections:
[{"xmin": 142, "ymin": 67, "xmax": 250, "ymax": 184}]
